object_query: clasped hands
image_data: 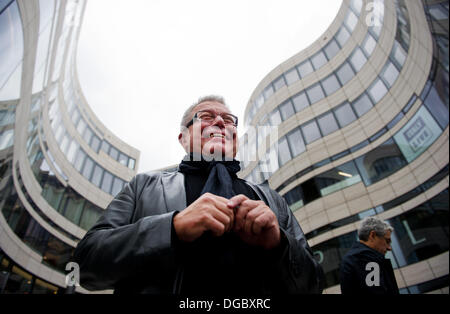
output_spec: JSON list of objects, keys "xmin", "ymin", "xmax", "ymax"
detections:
[{"xmin": 173, "ymin": 193, "xmax": 280, "ymax": 250}]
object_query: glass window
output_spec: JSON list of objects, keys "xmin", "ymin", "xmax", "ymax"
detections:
[
  {"xmin": 362, "ymin": 34, "xmax": 377, "ymax": 56},
  {"xmin": 80, "ymin": 203, "xmax": 102, "ymax": 230},
  {"xmin": 311, "ymin": 51, "xmax": 327, "ymax": 70},
  {"xmin": 285, "ymin": 67, "xmax": 300, "ymax": 85},
  {"xmin": 306, "ymin": 83, "xmax": 325, "ymax": 104},
  {"xmin": 81, "ymin": 156, "xmax": 94, "ymax": 180},
  {"xmin": 54, "ymin": 124, "xmax": 64, "ymax": 144},
  {"xmin": 101, "ymin": 171, "xmax": 113, "ymax": 194},
  {"xmin": 91, "ymin": 164, "xmax": 103, "ymax": 187},
  {"xmin": 255, "ymin": 94, "xmax": 265, "ymax": 108},
  {"xmin": 278, "ymin": 137, "xmax": 292, "ymax": 166},
  {"xmin": 59, "ymin": 133, "xmax": 70, "ymax": 154},
  {"xmin": 100, "ymin": 140, "xmax": 110, "ymax": 154},
  {"xmin": 428, "ymin": 5, "xmax": 448, "ymax": 20},
  {"xmin": 66, "ymin": 140, "xmax": 78, "ymax": 163},
  {"xmin": 334, "ymin": 102, "xmax": 357, "ymax": 127},
  {"xmin": 297, "ymin": 59, "xmax": 314, "ymax": 78},
  {"xmin": 336, "ymin": 26, "xmax": 351, "ymax": 47},
  {"xmin": 392, "ymin": 41, "xmax": 407, "ymax": 67},
  {"xmin": 119, "ymin": 153, "xmax": 128, "ymax": 166},
  {"xmin": 292, "ymin": 92, "xmax": 309, "ymax": 112},
  {"xmin": 76, "ymin": 118, "xmax": 86, "ymax": 135},
  {"xmin": 301, "ymin": 120, "xmax": 321, "ymax": 144},
  {"xmin": 353, "ymin": 93, "xmax": 373, "ymax": 117},
  {"xmin": 350, "ymin": 47, "xmax": 367, "ymax": 72},
  {"xmin": 321, "ymin": 74, "xmax": 341, "ymax": 96},
  {"xmin": 345, "ymin": 11, "xmax": 358, "ymax": 31},
  {"xmin": 318, "ymin": 112, "xmax": 339, "ymax": 136},
  {"xmin": 82, "ymin": 127, "xmax": 93, "ymax": 145},
  {"xmin": 355, "ymin": 138, "xmax": 407, "ymax": 186},
  {"xmin": 350, "ymin": 0, "xmax": 363, "ymax": 15},
  {"xmin": 279, "ymin": 99, "xmax": 295, "ymax": 121},
  {"xmin": 423, "ymin": 84, "xmax": 449, "ymax": 130},
  {"xmin": 109, "ymin": 146, "xmax": 119, "ymax": 161},
  {"xmin": 71, "ymin": 108, "xmax": 80, "ymax": 126},
  {"xmin": 128, "ymin": 158, "xmax": 136, "ymax": 170},
  {"xmin": 263, "ymin": 84, "xmax": 274, "ymax": 100},
  {"xmin": 111, "ymin": 177, "xmax": 124, "ymax": 196},
  {"xmin": 0, "ymin": 1, "xmax": 24, "ymax": 100},
  {"xmin": 315, "ymin": 160, "xmax": 361, "ymax": 196},
  {"xmin": 73, "ymin": 149, "xmax": 86, "ymax": 172},
  {"xmin": 381, "ymin": 61, "xmax": 400, "ymax": 88},
  {"xmin": 368, "ymin": 78, "xmax": 388, "ymax": 103},
  {"xmin": 268, "ymin": 147, "xmax": 279, "ymax": 174},
  {"xmin": 90, "ymin": 135, "xmax": 101, "ymax": 152},
  {"xmin": 273, "ymin": 75, "xmax": 286, "ymax": 91},
  {"xmin": 269, "ymin": 109, "xmax": 282, "ymax": 126},
  {"xmin": 287, "ymin": 128, "xmax": 306, "ymax": 157},
  {"xmin": 64, "ymin": 195, "xmax": 84, "ymax": 225},
  {"xmin": 336, "ymin": 62, "xmax": 355, "ymax": 85},
  {"xmin": 393, "ymin": 105, "xmax": 444, "ymax": 163},
  {"xmin": 324, "ymin": 39, "xmax": 340, "ymax": 60}
]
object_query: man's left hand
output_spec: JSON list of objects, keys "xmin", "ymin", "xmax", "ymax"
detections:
[{"xmin": 227, "ymin": 194, "xmax": 280, "ymax": 250}]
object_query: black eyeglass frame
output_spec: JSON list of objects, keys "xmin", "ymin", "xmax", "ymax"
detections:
[{"xmin": 185, "ymin": 110, "xmax": 238, "ymax": 128}]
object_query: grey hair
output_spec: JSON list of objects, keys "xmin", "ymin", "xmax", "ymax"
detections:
[
  {"xmin": 180, "ymin": 95, "xmax": 229, "ymax": 132},
  {"xmin": 358, "ymin": 217, "xmax": 394, "ymax": 241}
]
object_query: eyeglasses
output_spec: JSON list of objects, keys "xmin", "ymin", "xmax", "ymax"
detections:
[{"xmin": 186, "ymin": 110, "xmax": 238, "ymax": 127}]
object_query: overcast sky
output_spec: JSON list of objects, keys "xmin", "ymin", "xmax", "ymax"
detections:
[{"xmin": 76, "ymin": 0, "xmax": 342, "ymax": 173}]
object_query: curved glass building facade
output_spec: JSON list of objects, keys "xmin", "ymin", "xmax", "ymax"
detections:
[
  {"xmin": 0, "ymin": 0, "xmax": 139, "ymax": 293},
  {"xmin": 238, "ymin": 0, "xmax": 449, "ymax": 294}
]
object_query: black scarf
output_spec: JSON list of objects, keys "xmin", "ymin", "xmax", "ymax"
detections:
[{"xmin": 178, "ymin": 153, "xmax": 241, "ymax": 199}]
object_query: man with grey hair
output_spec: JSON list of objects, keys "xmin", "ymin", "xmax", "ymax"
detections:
[
  {"xmin": 74, "ymin": 95, "xmax": 324, "ymax": 294},
  {"xmin": 339, "ymin": 217, "xmax": 399, "ymax": 294}
]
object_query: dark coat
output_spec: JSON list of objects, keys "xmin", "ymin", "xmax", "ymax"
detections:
[
  {"xmin": 73, "ymin": 171, "xmax": 324, "ymax": 294},
  {"xmin": 339, "ymin": 242, "xmax": 399, "ymax": 294}
]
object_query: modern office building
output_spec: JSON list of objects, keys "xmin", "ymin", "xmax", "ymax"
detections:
[
  {"xmin": 0, "ymin": 0, "xmax": 139, "ymax": 293},
  {"xmin": 238, "ymin": 0, "xmax": 448, "ymax": 293},
  {"xmin": 1, "ymin": 0, "xmax": 448, "ymax": 295}
]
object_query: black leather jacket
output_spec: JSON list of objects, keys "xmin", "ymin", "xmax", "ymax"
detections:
[{"xmin": 73, "ymin": 171, "xmax": 324, "ymax": 294}]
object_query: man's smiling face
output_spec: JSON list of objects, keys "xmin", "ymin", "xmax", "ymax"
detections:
[{"xmin": 179, "ymin": 100, "xmax": 238, "ymax": 159}]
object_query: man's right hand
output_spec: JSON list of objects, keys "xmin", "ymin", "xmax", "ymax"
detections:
[{"xmin": 173, "ymin": 193, "xmax": 235, "ymax": 242}]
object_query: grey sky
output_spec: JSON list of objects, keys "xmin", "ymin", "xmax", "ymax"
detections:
[{"xmin": 77, "ymin": 0, "xmax": 341, "ymax": 172}]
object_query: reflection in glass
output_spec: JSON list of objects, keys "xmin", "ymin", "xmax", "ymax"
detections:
[
  {"xmin": 355, "ymin": 138, "xmax": 407, "ymax": 186},
  {"xmin": 273, "ymin": 75, "xmax": 286, "ymax": 91},
  {"xmin": 287, "ymin": 128, "xmax": 306, "ymax": 157},
  {"xmin": 311, "ymin": 51, "xmax": 327, "ymax": 70},
  {"xmin": 0, "ymin": 1, "xmax": 24, "ymax": 100},
  {"xmin": 349, "ymin": 47, "xmax": 367, "ymax": 72},
  {"xmin": 322, "ymin": 74, "xmax": 341, "ymax": 96},
  {"xmin": 334, "ymin": 102, "xmax": 356, "ymax": 127},
  {"xmin": 279, "ymin": 99, "xmax": 295, "ymax": 121},
  {"xmin": 306, "ymin": 83, "xmax": 325, "ymax": 104},
  {"xmin": 302, "ymin": 120, "xmax": 321, "ymax": 144},
  {"xmin": 318, "ymin": 112, "xmax": 339, "ymax": 136},
  {"xmin": 292, "ymin": 92, "xmax": 309, "ymax": 112},
  {"xmin": 315, "ymin": 160, "xmax": 361, "ymax": 196},
  {"xmin": 353, "ymin": 93, "xmax": 373, "ymax": 117},
  {"xmin": 368, "ymin": 78, "xmax": 388, "ymax": 103},
  {"xmin": 336, "ymin": 26, "xmax": 350, "ymax": 47},
  {"xmin": 336, "ymin": 62, "xmax": 355, "ymax": 85},
  {"xmin": 278, "ymin": 137, "xmax": 291, "ymax": 166},
  {"xmin": 324, "ymin": 39, "xmax": 340, "ymax": 60},
  {"xmin": 381, "ymin": 61, "xmax": 400, "ymax": 88},
  {"xmin": 269, "ymin": 109, "xmax": 282, "ymax": 126},
  {"xmin": 285, "ymin": 67, "xmax": 300, "ymax": 85},
  {"xmin": 297, "ymin": 59, "xmax": 314, "ymax": 78},
  {"xmin": 101, "ymin": 171, "xmax": 113, "ymax": 194}
]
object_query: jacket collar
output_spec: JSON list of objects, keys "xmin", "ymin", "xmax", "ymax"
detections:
[{"xmin": 160, "ymin": 171, "xmax": 186, "ymax": 212}]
